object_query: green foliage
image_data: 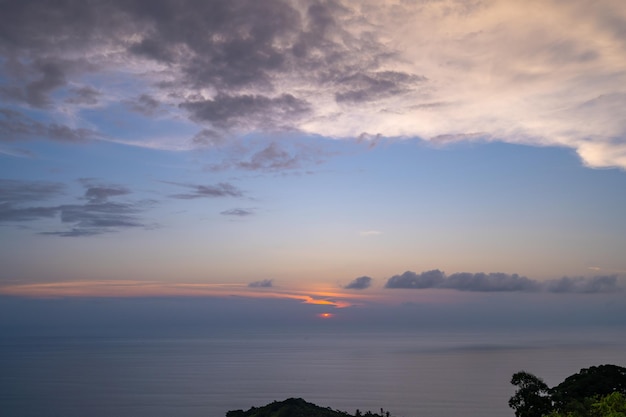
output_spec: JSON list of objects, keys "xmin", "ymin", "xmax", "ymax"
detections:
[
  {"xmin": 509, "ymin": 365, "xmax": 626, "ymax": 417},
  {"xmin": 544, "ymin": 393, "xmax": 626, "ymax": 417},
  {"xmin": 551, "ymin": 365, "xmax": 626, "ymax": 414},
  {"xmin": 591, "ymin": 392, "xmax": 626, "ymax": 417}
]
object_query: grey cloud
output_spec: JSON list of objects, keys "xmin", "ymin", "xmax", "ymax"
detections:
[
  {"xmin": 0, "ymin": 179, "xmax": 65, "ymax": 204},
  {"xmin": 126, "ymin": 94, "xmax": 161, "ymax": 116},
  {"xmin": 65, "ymin": 86, "xmax": 101, "ymax": 105},
  {"xmin": 0, "ymin": 108, "xmax": 94, "ymax": 143},
  {"xmin": 58, "ymin": 201, "xmax": 145, "ymax": 230},
  {"xmin": 546, "ymin": 275, "xmax": 620, "ymax": 294},
  {"xmin": 385, "ymin": 269, "xmax": 623, "ymax": 294},
  {"xmin": 46, "ymin": 124, "xmax": 93, "ymax": 142},
  {"xmin": 0, "ymin": 178, "xmax": 153, "ymax": 236},
  {"xmin": 237, "ymin": 142, "xmax": 300, "ymax": 171},
  {"xmin": 0, "ymin": 58, "xmax": 67, "ymax": 108},
  {"xmin": 180, "ymin": 93, "xmax": 310, "ymax": 130},
  {"xmin": 0, "ymin": 204, "xmax": 60, "ymax": 222},
  {"xmin": 191, "ymin": 129, "xmax": 227, "ymax": 148},
  {"xmin": 221, "ymin": 208, "xmax": 255, "ymax": 217},
  {"xmin": 0, "ymin": 55, "xmax": 93, "ymax": 110},
  {"xmin": 385, "ymin": 270, "xmax": 446, "ymax": 289},
  {"xmin": 82, "ymin": 183, "xmax": 131, "ymax": 204},
  {"xmin": 127, "ymin": 0, "xmax": 301, "ymax": 89},
  {"xmin": 0, "ymin": 178, "xmax": 62, "ymax": 221},
  {"xmin": 344, "ymin": 276, "xmax": 372, "ymax": 290},
  {"xmin": 444, "ymin": 272, "xmax": 539, "ymax": 292},
  {"xmin": 0, "ymin": 0, "xmax": 421, "ymax": 150},
  {"xmin": 208, "ymin": 139, "xmax": 327, "ymax": 173},
  {"xmin": 169, "ymin": 182, "xmax": 243, "ymax": 199},
  {"xmin": 335, "ymin": 71, "xmax": 426, "ymax": 104},
  {"xmin": 48, "ymin": 180, "xmax": 153, "ymax": 236},
  {"xmin": 248, "ymin": 279, "xmax": 273, "ymax": 288}
]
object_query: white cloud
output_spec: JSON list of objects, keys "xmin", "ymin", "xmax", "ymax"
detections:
[{"xmin": 360, "ymin": 230, "xmax": 382, "ymax": 237}]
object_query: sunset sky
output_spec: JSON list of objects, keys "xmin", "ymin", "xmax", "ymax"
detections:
[{"xmin": 1, "ymin": 0, "xmax": 625, "ymax": 320}]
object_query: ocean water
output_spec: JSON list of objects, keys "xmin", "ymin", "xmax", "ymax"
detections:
[{"xmin": 1, "ymin": 326, "xmax": 625, "ymax": 417}]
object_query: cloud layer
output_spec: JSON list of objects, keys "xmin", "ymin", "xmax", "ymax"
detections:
[
  {"xmin": 384, "ymin": 270, "xmax": 621, "ymax": 294},
  {"xmin": 1, "ymin": 0, "xmax": 624, "ymax": 168}
]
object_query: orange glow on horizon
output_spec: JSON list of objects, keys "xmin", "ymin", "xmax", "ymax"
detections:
[
  {"xmin": 0, "ymin": 280, "xmax": 371, "ymax": 308},
  {"xmin": 317, "ymin": 312, "xmax": 334, "ymax": 319}
]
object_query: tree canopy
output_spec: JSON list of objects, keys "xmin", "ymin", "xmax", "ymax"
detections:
[{"xmin": 510, "ymin": 365, "xmax": 626, "ymax": 417}]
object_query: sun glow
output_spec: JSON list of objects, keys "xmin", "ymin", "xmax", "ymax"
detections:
[{"xmin": 317, "ymin": 312, "xmax": 334, "ymax": 319}]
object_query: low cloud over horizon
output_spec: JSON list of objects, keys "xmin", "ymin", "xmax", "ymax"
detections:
[{"xmin": 383, "ymin": 270, "xmax": 622, "ymax": 294}]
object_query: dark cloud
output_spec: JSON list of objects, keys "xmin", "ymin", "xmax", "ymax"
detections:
[
  {"xmin": 384, "ymin": 269, "xmax": 623, "ymax": 294},
  {"xmin": 0, "ymin": 178, "xmax": 65, "ymax": 204},
  {"xmin": 0, "ymin": 178, "xmax": 152, "ymax": 236},
  {"xmin": 385, "ymin": 270, "xmax": 446, "ymax": 289},
  {"xmin": 0, "ymin": 0, "xmax": 428, "ymax": 151},
  {"xmin": 335, "ymin": 71, "xmax": 426, "ymax": 104},
  {"xmin": 180, "ymin": 93, "xmax": 310, "ymax": 130},
  {"xmin": 0, "ymin": 58, "xmax": 67, "ymax": 108},
  {"xmin": 65, "ymin": 86, "xmax": 101, "ymax": 105},
  {"xmin": 126, "ymin": 94, "xmax": 161, "ymax": 116},
  {"xmin": 191, "ymin": 129, "xmax": 227, "ymax": 148},
  {"xmin": 444, "ymin": 272, "xmax": 539, "ymax": 292},
  {"xmin": 237, "ymin": 142, "xmax": 300, "ymax": 171},
  {"xmin": 126, "ymin": 0, "xmax": 302, "ymax": 89},
  {"xmin": 248, "ymin": 279, "xmax": 273, "ymax": 288},
  {"xmin": 546, "ymin": 275, "xmax": 620, "ymax": 294},
  {"xmin": 221, "ymin": 208, "xmax": 254, "ymax": 217},
  {"xmin": 169, "ymin": 182, "xmax": 244, "ymax": 199},
  {"xmin": 0, "ymin": 204, "xmax": 60, "ymax": 222},
  {"xmin": 57, "ymin": 201, "xmax": 145, "ymax": 230},
  {"xmin": 0, "ymin": 108, "xmax": 94, "ymax": 143},
  {"xmin": 83, "ymin": 184, "xmax": 132, "ymax": 204},
  {"xmin": 344, "ymin": 276, "xmax": 372, "ymax": 290},
  {"xmin": 0, "ymin": 178, "xmax": 63, "ymax": 222}
]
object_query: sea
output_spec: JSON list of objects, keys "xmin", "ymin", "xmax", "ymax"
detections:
[{"xmin": 1, "ymin": 326, "xmax": 625, "ymax": 417}]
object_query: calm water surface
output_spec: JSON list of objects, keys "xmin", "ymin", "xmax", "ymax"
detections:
[{"xmin": 2, "ymin": 327, "xmax": 625, "ymax": 417}]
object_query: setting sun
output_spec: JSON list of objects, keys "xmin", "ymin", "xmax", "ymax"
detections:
[{"xmin": 317, "ymin": 313, "xmax": 334, "ymax": 319}]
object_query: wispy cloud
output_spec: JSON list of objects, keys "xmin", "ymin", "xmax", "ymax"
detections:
[
  {"xmin": 0, "ymin": 178, "xmax": 154, "ymax": 236},
  {"xmin": 0, "ymin": 280, "xmax": 364, "ymax": 308},
  {"xmin": 384, "ymin": 270, "xmax": 623, "ymax": 294},
  {"xmin": 168, "ymin": 182, "xmax": 244, "ymax": 199},
  {"xmin": 360, "ymin": 230, "xmax": 382, "ymax": 237},
  {"xmin": 221, "ymin": 208, "xmax": 255, "ymax": 217}
]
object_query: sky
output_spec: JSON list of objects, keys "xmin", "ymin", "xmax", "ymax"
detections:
[{"xmin": 1, "ymin": 0, "xmax": 626, "ymax": 327}]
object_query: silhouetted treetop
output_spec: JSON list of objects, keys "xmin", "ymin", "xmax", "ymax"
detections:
[
  {"xmin": 226, "ymin": 398, "xmax": 391, "ymax": 417},
  {"xmin": 509, "ymin": 364, "xmax": 626, "ymax": 417}
]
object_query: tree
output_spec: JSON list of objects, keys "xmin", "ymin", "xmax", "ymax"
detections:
[
  {"xmin": 551, "ymin": 365, "xmax": 626, "ymax": 414},
  {"xmin": 545, "ymin": 392, "xmax": 626, "ymax": 417},
  {"xmin": 509, "ymin": 371, "xmax": 553, "ymax": 417},
  {"xmin": 591, "ymin": 392, "xmax": 626, "ymax": 417}
]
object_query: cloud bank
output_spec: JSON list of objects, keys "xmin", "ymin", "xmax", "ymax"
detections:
[
  {"xmin": 384, "ymin": 270, "xmax": 622, "ymax": 294},
  {"xmin": 0, "ymin": 0, "xmax": 624, "ymax": 168}
]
